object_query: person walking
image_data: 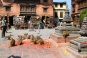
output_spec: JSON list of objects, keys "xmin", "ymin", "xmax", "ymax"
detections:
[
  {"xmin": 1, "ymin": 17, "xmax": 6, "ymax": 38},
  {"xmin": 5, "ymin": 21, "xmax": 8, "ymax": 33},
  {"xmin": 0, "ymin": 19, "xmax": 2, "ymax": 38},
  {"xmin": 38, "ymin": 21, "xmax": 42, "ymax": 34}
]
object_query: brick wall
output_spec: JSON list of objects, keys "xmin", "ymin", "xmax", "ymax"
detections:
[
  {"xmin": 36, "ymin": 4, "xmax": 53, "ymax": 16},
  {"xmin": 0, "ymin": 3, "xmax": 20, "ymax": 16}
]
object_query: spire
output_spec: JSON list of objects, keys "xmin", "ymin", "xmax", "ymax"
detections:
[
  {"xmin": 66, "ymin": 3, "xmax": 69, "ymax": 10},
  {"xmin": 65, "ymin": 3, "xmax": 69, "ymax": 14},
  {"xmin": 63, "ymin": 3, "xmax": 72, "ymax": 22}
]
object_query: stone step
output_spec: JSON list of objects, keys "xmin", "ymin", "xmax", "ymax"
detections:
[
  {"xmin": 67, "ymin": 46, "xmax": 87, "ymax": 58},
  {"xmin": 70, "ymin": 43, "xmax": 87, "ymax": 51}
]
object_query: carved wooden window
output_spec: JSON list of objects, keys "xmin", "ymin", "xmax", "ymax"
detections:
[
  {"xmin": 31, "ymin": 7, "xmax": 35, "ymax": 12},
  {"xmin": 43, "ymin": 8, "xmax": 48, "ymax": 12},
  {"xmin": 5, "ymin": 6, "xmax": 11, "ymax": 11},
  {"xmin": 20, "ymin": 6, "xmax": 36, "ymax": 12},
  {"xmin": 60, "ymin": 12, "xmax": 63, "ymax": 18}
]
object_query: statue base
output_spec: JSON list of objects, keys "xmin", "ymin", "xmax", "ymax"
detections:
[
  {"xmin": 55, "ymin": 26, "xmax": 80, "ymax": 35},
  {"xmin": 50, "ymin": 33, "xmax": 80, "ymax": 43}
]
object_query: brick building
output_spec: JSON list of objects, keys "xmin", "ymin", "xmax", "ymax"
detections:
[
  {"xmin": 71, "ymin": 0, "xmax": 87, "ymax": 22},
  {"xmin": 0, "ymin": 0, "xmax": 53, "ymax": 26}
]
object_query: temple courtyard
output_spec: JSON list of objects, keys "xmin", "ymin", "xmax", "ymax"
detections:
[{"xmin": 0, "ymin": 29, "xmax": 81, "ymax": 58}]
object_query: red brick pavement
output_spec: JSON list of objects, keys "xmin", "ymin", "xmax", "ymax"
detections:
[{"xmin": 0, "ymin": 39, "xmax": 76, "ymax": 58}]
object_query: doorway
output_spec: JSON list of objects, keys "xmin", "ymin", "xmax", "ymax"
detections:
[
  {"xmin": 26, "ymin": 16, "xmax": 31, "ymax": 21},
  {"xmin": 9, "ymin": 16, "xmax": 13, "ymax": 26},
  {"xmin": 42, "ymin": 16, "xmax": 45, "ymax": 23},
  {"xmin": 24, "ymin": 16, "xmax": 31, "ymax": 23}
]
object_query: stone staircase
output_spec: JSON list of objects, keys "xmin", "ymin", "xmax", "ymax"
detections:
[
  {"xmin": 67, "ymin": 46, "xmax": 87, "ymax": 58},
  {"xmin": 67, "ymin": 37, "xmax": 87, "ymax": 58},
  {"xmin": 69, "ymin": 37, "xmax": 87, "ymax": 52}
]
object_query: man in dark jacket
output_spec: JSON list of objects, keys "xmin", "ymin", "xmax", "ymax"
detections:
[{"xmin": 1, "ymin": 17, "xmax": 6, "ymax": 38}]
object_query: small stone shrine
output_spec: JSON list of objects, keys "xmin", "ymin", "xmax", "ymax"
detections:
[
  {"xmin": 70, "ymin": 17, "xmax": 87, "ymax": 52},
  {"xmin": 79, "ymin": 16, "xmax": 87, "ymax": 36},
  {"xmin": 50, "ymin": 6, "xmax": 80, "ymax": 43},
  {"xmin": 55, "ymin": 7, "xmax": 80, "ymax": 35}
]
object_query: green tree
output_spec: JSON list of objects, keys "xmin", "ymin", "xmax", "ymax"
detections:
[{"xmin": 80, "ymin": 8, "xmax": 87, "ymax": 21}]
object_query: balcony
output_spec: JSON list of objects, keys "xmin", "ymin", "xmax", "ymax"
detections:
[
  {"xmin": 20, "ymin": 11, "xmax": 36, "ymax": 16},
  {"xmin": 14, "ymin": 0, "xmax": 40, "ymax": 4},
  {"xmin": 20, "ymin": 5, "xmax": 36, "ymax": 16},
  {"xmin": 78, "ymin": 2, "xmax": 87, "ymax": 10}
]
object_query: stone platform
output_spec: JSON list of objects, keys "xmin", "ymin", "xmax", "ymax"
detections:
[
  {"xmin": 67, "ymin": 47, "xmax": 87, "ymax": 58},
  {"xmin": 50, "ymin": 33, "xmax": 80, "ymax": 43}
]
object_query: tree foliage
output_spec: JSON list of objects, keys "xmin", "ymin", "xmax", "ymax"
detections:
[{"xmin": 80, "ymin": 8, "xmax": 87, "ymax": 21}]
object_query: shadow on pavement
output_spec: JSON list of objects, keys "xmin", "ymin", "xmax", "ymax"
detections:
[{"xmin": 8, "ymin": 55, "xmax": 21, "ymax": 58}]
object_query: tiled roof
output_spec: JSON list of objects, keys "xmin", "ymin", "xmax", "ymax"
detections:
[
  {"xmin": 3, "ymin": 0, "xmax": 13, "ymax": 3},
  {"xmin": 0, "ymin": 0, "xmax": 14, "ymax": 6},
  {"xmin": 53, "ymin": 2, "xmax": 66, "ymax": 4}
]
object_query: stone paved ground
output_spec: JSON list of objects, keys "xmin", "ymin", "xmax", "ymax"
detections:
[{"xmin": 0, "ymin": 29, "xmax": 76, "ymax": 58}]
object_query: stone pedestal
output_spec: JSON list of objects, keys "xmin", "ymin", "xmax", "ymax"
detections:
[
  {"xmin": 50, "ymin": 33, "xmax": 80, "ymax": 43},
  {"xmin": 55, "ymin": 26, "xmax": 80, "ymax": 35}
]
